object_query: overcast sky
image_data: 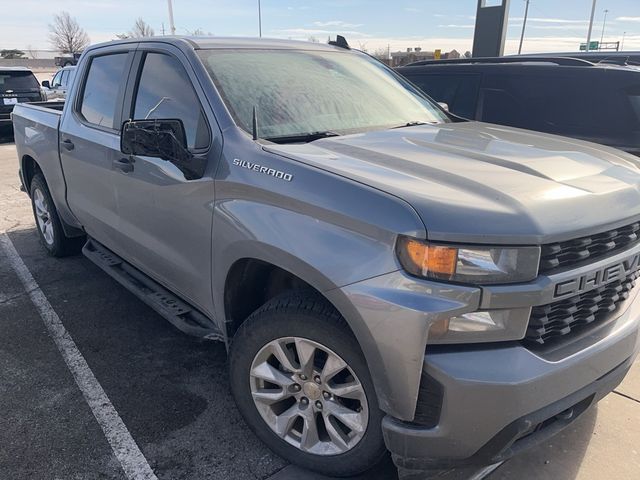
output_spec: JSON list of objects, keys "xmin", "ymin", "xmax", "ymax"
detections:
[{"xmin": 1, "ymin": 0, "xmax": 639, "ymax": 54}]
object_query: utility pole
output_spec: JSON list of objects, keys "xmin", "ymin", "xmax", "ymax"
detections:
[
  {"xmin": 167, "ymin": 0, "xmax": 176, "ymax": 35},
  {"xmin": 161, "ymin": 22, "xmax": 165, "ymax": 36},
  {"xmin": 621, "ymin": 31, "xmax": 626, "ymax": 50},
  {"xmin": 585, "ymin": 0, "xmax": 597, "ymax": 52},
  {"xmin": 600, "ymin": 9, "xmax": 609, "ymax": 45},
  {"xmin": 258, "ymin": 0, "xmax": 262, "ymax": 37},
  {"xmin": 518, "ymin": 0, "xmax": 530, "ymax": 55}
]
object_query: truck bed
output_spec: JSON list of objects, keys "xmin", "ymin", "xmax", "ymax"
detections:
[{"xmin": 12, "ymin": 102, "xmax": 69, "ymax": 224}]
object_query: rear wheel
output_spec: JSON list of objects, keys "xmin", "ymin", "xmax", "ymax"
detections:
[
  {"xmin": 229, "ymin": 292, "xmax": 388, "ymax": 477},
  {"xmin": 30, "ymin": 173, "xmax": 85, "ymax": 257}
]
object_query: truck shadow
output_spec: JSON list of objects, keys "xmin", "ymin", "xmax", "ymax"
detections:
[
  {"xmin": 489, "ymin": 406, "xmax": 597, "ymax": 480},
  {"xmin": 2, "ymin": 226, "xmax": 599, "ymax": 480}
]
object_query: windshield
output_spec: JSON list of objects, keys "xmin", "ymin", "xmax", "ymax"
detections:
[
  {"xmin": 198, "ymin": 48, "xmax": 448, "ymax": 140},
  {"xmin": 0, "ymin": 71, "xmax": 39, "ymax": 92}
]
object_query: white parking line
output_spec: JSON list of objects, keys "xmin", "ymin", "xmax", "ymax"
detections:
[{"xmin": 0, "ymin": 233, "xmax": 158, "ymax": 480}]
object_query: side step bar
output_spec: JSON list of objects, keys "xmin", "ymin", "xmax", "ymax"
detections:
[{"xmin": 83, "ymin": 238, "xmax": 224, "ymax": 341}]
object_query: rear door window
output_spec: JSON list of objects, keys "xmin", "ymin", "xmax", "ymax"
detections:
[
  {"xmin": 406, "ymin": 73, "xmax": 481, "ymax": 119},
  {"xmin": 79, "ymin": 53, "xmax": 129, "ymax": 129},
  {"xmin": 132, "ymin": 52, "xmax": 209, "ymax": 149},
  {"xmin": 60, "ymin": 70, "xmax": 69, "ymax": 88}
]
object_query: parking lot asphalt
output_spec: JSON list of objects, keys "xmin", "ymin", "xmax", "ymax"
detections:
[{"xmin": 1, "ymin": 135, "xmax": 639, "ymax": 480}]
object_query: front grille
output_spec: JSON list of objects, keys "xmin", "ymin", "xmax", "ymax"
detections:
[
  {"xmin": 525, "ymin": 271, "xmax": 639, "ymax": 346},
  {"xmin": 540, "ymin": 222, "xmax": 640, "ymax": 273}
]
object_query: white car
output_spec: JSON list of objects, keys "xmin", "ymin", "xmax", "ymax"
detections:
[{"xmin": 42, "ymin": 66, "xmax": 76, "ymax": 101}]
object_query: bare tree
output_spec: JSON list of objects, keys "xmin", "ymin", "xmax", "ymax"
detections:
[
  {"xmin": 26, "ymin": 45, "xmax": 38, "ymax": 59},
  {"xmin": 307, "ymin": 35, "xmax": 319, "ymax": 43},
  {"xmin": 371, "ymin": 47, "xmax": 389, "ymax": 61},
  {"xmin": 131, "ymin": 18, "xmax": 155, "ymax": 37},
  {"xmin": 49, "ymin": 11, "xmax": 90, "ymax": 54},
  {"xmin": 185, "ymin": 28, "xmax": 214, "ymax": 36},
  {"xmin": 116, "ymin": 18, "xmax": 155, "ymax": 39}
]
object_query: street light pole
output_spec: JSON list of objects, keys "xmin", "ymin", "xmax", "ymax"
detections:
[
  {"xmin": 518, "ymin": 0, "xmax": 530, "ymax": 55},
  {"xmin": 600, "ymin": 9, "xmax": 609, "ymax": 45},
  {"xmin": 167, "ymin": 0, "xmax": 176, "ymax": 35},
  {"xmin": 258, "ymin": 0, "xmax": 262, "ymax": 38},
  {"xmin": 621, "ymin": 31, "xmax": 626, "ymax": 50},
  {"xmin": 585, "ymin": 0, "xmax": 597, "ymax": 52}
]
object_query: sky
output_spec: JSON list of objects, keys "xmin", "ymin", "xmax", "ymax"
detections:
[{"xmin": 1, "ymin": 0, "xmax": 639, "ymax": 55}]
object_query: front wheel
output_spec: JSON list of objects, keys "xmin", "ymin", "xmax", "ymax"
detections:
[{"xmin": 229, "ymin": 292, "xmax": 388, "ymax": 477}]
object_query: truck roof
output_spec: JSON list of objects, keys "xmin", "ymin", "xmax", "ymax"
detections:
[{"xmin": 87, "ymin": 36, "xmax": 343, "ymax": 53}]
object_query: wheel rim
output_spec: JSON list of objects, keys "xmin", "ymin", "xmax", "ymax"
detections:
[
  {"xmin": 33, "ymin": 188, "xmax": 54, "ymax": 246},
  {"xmin": 250, "ymin": 336, "xmax": 369, "ymax": 456}
]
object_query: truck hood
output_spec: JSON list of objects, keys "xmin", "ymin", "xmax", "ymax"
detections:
[{"xmin": 265, "ymin": 122, "xmax": 640, "ymax": 244}]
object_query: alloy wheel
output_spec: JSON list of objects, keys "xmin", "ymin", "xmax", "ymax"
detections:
[{"xmin": 249, "ymin": 336, "xmax": 369, "ymax": 456}]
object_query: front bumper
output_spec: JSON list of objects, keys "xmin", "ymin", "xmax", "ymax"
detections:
[{"xmin": 382, "ymin": 288, "xmax": 640, "ymax": 469}]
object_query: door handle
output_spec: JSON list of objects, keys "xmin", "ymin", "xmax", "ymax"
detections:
[
  {"xmin": 113, "ymin": 157, "xmax": 134, "ymax": 173},
  {"xmin": 61, "ymin": 139, "xmax": 74, "ymax": 151}
]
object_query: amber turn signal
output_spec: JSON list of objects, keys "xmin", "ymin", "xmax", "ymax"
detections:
[{"xmin": 397, "ymin": 237, "xmax": 458, "ymax": 279}]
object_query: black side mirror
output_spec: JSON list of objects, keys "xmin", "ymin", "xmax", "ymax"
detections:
[
  {"xmin": 41, "ymin": 80, "xmax": 50, "ymax": 88},
  {"xmin": 120, "ymin": 119, "xmax": 205, "ymax": 180}
]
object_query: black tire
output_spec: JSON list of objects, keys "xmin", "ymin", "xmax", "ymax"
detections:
[
  {"xmin": 229, "ymin": 291, "xmax": 388, "ymax": 477},
  {"xmin": 30, "ymin": 173, "xmax": 85, "ymax": 257}
]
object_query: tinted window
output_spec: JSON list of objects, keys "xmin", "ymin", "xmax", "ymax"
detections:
[
  {"xmin": 0, "ymin": 71, "xmax": 39, "ymax": 91},
  {"xmin": 479, "ymin": 88, "xmax": 526, "ymax": 127},
  {"xmin": 80, "ymin": 53, "xmax": 129, "ymax": 129},
  {"xmin": 482, "ymin": 71, "xmax": 638, "ymax": 136},
  {"xmin": 407, "ymin": 73, "xmax": 480, "ymax": 119},
  {"xmin": 133, "ymin": 53, "xmax": 209, "ymax": 149}
]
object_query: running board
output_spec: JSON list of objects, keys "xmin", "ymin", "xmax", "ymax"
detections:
[{"xmin": 82, "ymin": 238, "xmax": 224, "ymax": 341}]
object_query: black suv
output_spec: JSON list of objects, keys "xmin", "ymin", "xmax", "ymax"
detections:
[
  {"xmin": 1, "ymin": 67, "xmax": 45, "ymax": 133},
  {"xmin": 397, "ymin": 57, "xmax": 640, "ymax": 156}
]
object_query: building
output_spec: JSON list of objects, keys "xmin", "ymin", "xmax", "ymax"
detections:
[{"xmin": 390, "ymin": 47, "xmax": 434, "ymax": 67}]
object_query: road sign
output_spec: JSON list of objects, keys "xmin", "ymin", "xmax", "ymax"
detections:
[
  {"xmin": 434, "ymin": 49, "xmax": 442, "ymax": 60},
  {"xmin": 580, "ymin": 41, "xmax": 599, "ymax": 51}
]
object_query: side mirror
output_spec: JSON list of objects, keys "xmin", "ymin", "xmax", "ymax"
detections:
[
  {"xmin": 41, "ymin": 80, "xmax": 50, "ymax": 88},
  {"xmin": 121, "ymin": 118, "xmax": 189, "ymax": 160},
  {"xmin": 438, "ymin": 102, "xmax": 449, "ymax": 112},
  {"xmin": 120, "ymin": 119, "xmax": 204, "ymax": 180}
]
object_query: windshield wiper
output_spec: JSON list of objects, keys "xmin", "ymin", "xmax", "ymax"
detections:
[
  {"xmin": 263, "ymin": 131, "xmax": 341, "ymax": 144},
  {"xmin": 390, "ymin": 121, "xmax": 430, "ymax": 129}
]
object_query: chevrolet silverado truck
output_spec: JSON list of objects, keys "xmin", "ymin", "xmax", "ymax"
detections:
[{"xmin": 12, "ymin": 37, "xmax": 640, "ymax": 478}]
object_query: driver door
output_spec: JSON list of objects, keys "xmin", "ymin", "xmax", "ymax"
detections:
[{"xmin": 112, "ymin": 45, "xmax": 219, "ymax": 315}]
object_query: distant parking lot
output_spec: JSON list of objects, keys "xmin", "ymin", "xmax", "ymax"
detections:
[{"xmin": 1, "ymin": 137, "xmax": 639, "ymax": 479}]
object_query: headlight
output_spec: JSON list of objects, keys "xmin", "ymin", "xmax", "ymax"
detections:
[{"xmin": 396, "ymin": 236, "xmax": 540, "ymax": 284}]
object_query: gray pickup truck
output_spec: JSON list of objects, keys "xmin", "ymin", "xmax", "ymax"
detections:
[{"xmin": 12, "ymin": 36, "xmax": 640, "ymax": 478}]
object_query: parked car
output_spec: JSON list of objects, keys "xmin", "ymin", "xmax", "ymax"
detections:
[
  {"xmin": 0, "ymin": 67, "xmax": 45, "ymax": 133},
  {"xmin": 12, "ymin": 37, "xmax": 640, "ymax": 478},
  {"xmin": 54, "ymin": 53, "xmax": 81, "ymax": 67},
  {"xmin": 397, "ymin": 56, "xmax": 640, "ymax": 156},
  {"xmin": 42, "ymin": 66, "xmax": 77, "ymax": 101}
]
